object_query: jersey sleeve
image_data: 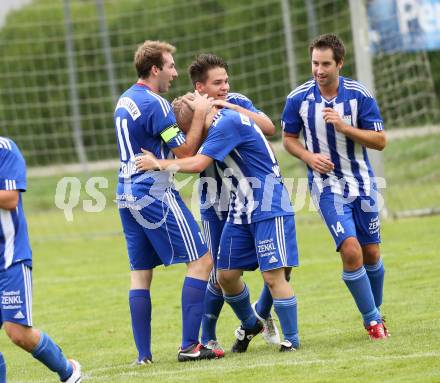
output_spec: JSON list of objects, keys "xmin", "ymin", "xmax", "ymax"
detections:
[
  {"xmin": 227, "ymin": 93, "xmax": 260, "ymax": 113},
  {"xmin": 199, "ymin": 115, "xmax": 242, "ymax": 162},
  {"xmin": 149, "ymin": 98, "xmax": 187, "ymax": 148},
  {"xmin": 357, "ymin": 95, "xmax": 384, "ymax": 132},
  {"xmin": 0, "ymin": 149, "xmax": 26, "ymax": 191},
  {"xmin": 281, "ymin": 95, "xmax": 303, "ymax": 134}
]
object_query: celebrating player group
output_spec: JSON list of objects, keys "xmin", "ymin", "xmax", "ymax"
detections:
[
  {"xmin": 117, "ymin": 33, "xmax": 389, "ymax": 364},
  {"xmin": 0, "ymin": 33, "xmax": 389, "ymax": 381}
]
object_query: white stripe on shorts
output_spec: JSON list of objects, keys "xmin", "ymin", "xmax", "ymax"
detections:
[
  {"xmin": 166, "ymin": 191, "xmax": 198, "ymax": 262},
  {"xmin": 276, "ymin": 216, "xmax": 287, "ymax": 266},
  {"xmin": 22, "ymin": 264, "xmax": 33, "ymax": 327}
]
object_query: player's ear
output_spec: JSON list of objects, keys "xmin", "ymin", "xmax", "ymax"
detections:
[
  {"xmin": 195, "ymin": 82, "xmax": 205, "ymax": 93},
  {"xmin": 151, "ymin": 65, "xmax": 161, "ymax": 76},
  {"xmin": 337, "ymin": 58, "xmax": 344, "ymax": 71}
]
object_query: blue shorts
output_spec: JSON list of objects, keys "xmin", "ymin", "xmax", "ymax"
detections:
[
  {"xmin": 202, "ymin": 215, "xmax": 226, "ymax": 285},
  {"xmin": 314, "ymin": 191, "xmax": 381, "ymax": 251},
  {"xmin": 119, "ymin": 188, "xmax": 208, "ymax": 270},
  {"xmin": 217, "ymin": 215, "xmax": 299, "ymax": 272},
  {"xmin": 0, "ymin": 262, "xmax": 33, "ymax": 328}
]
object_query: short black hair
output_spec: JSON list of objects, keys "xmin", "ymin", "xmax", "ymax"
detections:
[
  {"xmin": 187, "ymin": 53, "xmax": 228, "ymax": 86},
  {"xmin": 309, "ymin": 34, "xmax": 345, "ymax": 64}
]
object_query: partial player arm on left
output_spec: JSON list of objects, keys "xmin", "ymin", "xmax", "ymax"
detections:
[
  {"xmin": 0, "ymin": 190, "xmax": 19, "ymax": 210},
  {"xmin": 0, "ymin": 148, "xmax": 22, "ymax": 210}
]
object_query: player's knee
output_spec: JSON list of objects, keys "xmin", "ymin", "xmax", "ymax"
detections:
[
  {"xmin": 262, "ymin": 268, "xmax": 287, "ymax": 290},
  {"xmin": 216, "ymin": 270, "xmax": 237, "ymax": 289},
  {"xmin": 187, "ymin": 251, "xmax": 213, "ymax": 279},
  {"xmin": 197, "ymin": 251, "xmax": 213, "ymax": 272},
  {"xmin": 362, "ymin": 244, "xmax": 381, "ymax": 264},
  {"xmin": 4, "ymin": 323, "xmax": 33, "ymax": 350},
  {"xmin": 216, "ymin": 270, "xmax": 228, "ymax": 287},
  {"xmin": 340, "ymin": 237, "xmax": 363, "ymax": 269},
  {"xmin": 130, "ymin": 269, "xmax": 153, "ymax": 289}
]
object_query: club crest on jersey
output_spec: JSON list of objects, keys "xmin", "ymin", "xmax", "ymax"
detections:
[
  {"xmin": 342, "ymin": 115, "xmax": 352, "ymax": 125},
  {"xmin": 239, "ymin": 113, "xmax": 251, "ymax": 126}
]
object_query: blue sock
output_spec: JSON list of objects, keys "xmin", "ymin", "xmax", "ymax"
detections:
[
  {"xmin": 31, "ymin": 332, "xmax": 73, "ymax": 381},
  {"xmin": 255, "ymin": 283, "xmax": 273, "ymax": 320},
  {"xmin": 364, "ymin": 258, "xmax": 385, "ymax": 309},
  {"xmin": 224, "ymin": 285, "xmax": 257, "ymax": 329},
  {"xmin": 0, "ymin": 352, "xmax": 6, "ymax": 383},
  {"xmin": 342, "ymin": 267, "xmax": 381, "ymax": 325},
  {"xmin": 273, "ymin": 296, "xmax": 300, "ymax": 348},
  {"xmin": 129, "ymin": 289, "xmax": 152, "ymax": 360},
  {"xmin": 201, "ymin": 282, "xmax": 224, "ymax": 345},
  {"xmin": 181, "ymin": 276, "xmax": 207, "ymax": 349}
]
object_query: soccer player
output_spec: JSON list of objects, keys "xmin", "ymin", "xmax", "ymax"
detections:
[
  {"xmin": 114, "ymin": 40, "xmax": 223, "ymax": 364},
  {"xmin": 186, "ymin": 53, "xmax": 281, "ymax": 351},
  {"xmin": 0, "ymin": 136, "xmax": 81, "ymax": 382},
  {"xmin": 281, "ymin": 34, "xmax": 388, "ymax": 339},
  {"xmin": 136, "ymin": 101, "xmax": 300, "ymax": 353}
]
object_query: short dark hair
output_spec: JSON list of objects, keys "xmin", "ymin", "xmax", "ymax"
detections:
[
  {"xmin": 309, "ymin": 34, "xmax": 345, "ymax": 64},
  {"xmin": 187, "ymin": 54, "xmax": 228, "ymax": 86},
  {"xmin": 134, "ymin": 40, "xmax": 176, "ymax": 78}
]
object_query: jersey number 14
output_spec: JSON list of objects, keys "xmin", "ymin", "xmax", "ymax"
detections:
[{"xmin": 331, "ymin": 221, "xmax": 345, "ymax": 237}]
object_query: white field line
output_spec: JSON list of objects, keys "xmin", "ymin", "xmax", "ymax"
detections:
[
  {"xmin": 85, "ymin": 351, "xmax": 440, "ymax": 380},
  {"xmin": 12, "ymin": 351, "xmax": 440, "ymax": 383}
]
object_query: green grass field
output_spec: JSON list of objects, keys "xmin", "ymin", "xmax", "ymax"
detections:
[
  {"xmin": 2, "ymin": 214, "xmax": 440, "ymax": 382},
  {"xmin": 2, "ymin": 134, "xmax": 440, "ymax": 382}
]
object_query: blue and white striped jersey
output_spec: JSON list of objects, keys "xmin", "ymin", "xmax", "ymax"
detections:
[
  {"xmin": 0, "ymin": 137, "xmax": 32, "ymax": 271},
  {"xmin": 200, "ymin": 108, "xmax": 293, "ymax": 224},
  {"xmin": 114, "ymin": 83, "xmax": 186, "ymax": 190},
  {"xmin": 226, "ymin": 92, "xmax": 260, "ymax": 113},
  {"xmin": 199, "ymin": 93, "xmax": 264, "ymax": 221},
  {"xmin": 281, "ymin": 77, "xmax": 384, "ymax": 197}
]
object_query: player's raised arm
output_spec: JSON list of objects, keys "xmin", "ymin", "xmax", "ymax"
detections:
[
  {"xmin": 213, "ymin": 99, "xmax": 275, "ymax": 136},
  {"xmin": 171, "ymin": 91, "xmax": 213, "ymax": 158},
  {"xmin": 322, "ymin": 106, "xmax": 387, "ymax": 150}
]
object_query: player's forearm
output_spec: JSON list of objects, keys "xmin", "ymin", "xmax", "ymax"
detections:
[
  {"xmin": 235, "ymin": 106, "xmax": 276, "ymax": 136},
  {"xmin": 152, "ymin": 156, "xmax": 206, "ymax": 174},
  {"xmin": 338, "ymin": 124, "xmax": 387, "ymax": 151},
  {"xmin": 0, "ymin": 190, "xmax": 19, "ymax": 210},
  {"xmin": 177, "ymin": 109, "xmax": 206, "ymax": 157},
  {"xmin": 283, "ymin": 134, "xmax": 312, "ymax": 164}
]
